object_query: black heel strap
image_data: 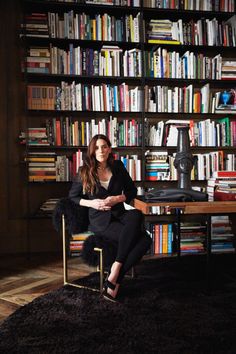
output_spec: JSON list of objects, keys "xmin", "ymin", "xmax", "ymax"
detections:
[{"xmin": 104, "ymin": 279, "xmax": 116, "ymax": 290}]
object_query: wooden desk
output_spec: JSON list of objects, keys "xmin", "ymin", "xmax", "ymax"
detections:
[
  {"xmin": 134, "ymin": 198, "xmax": 236, "ymax": 289},
  {"xmin": 134, "ymin": 199, "xmax": 236, "ymax": 215}
]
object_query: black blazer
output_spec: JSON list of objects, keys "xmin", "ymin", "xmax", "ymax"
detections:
[{"xmin": 69, "ymin": 160, "xmax": 137, "ymax": 233}]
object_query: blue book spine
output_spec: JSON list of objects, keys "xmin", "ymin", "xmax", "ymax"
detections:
[
  {"xmin": 159, "ymin": 224, "xmax": 163, "ymax": 253},
  {"xmin": 167, "ymin": 224, "xmax": 173, "ymax": 253},
  {"xmin": 69, "ymin": 43, "xmax": 73, "ymax": 74}
]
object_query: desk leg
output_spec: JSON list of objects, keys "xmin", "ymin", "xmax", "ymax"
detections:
[
  {"xmin": 206, "ymin": 214, "xmax": 211, "ymax": 290},
  {"xmin": 176, "ymin": 208, "xmax": 181, "ymax": 259}
]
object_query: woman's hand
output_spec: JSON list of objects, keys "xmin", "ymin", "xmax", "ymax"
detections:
[
  {"xmin": 104, "ymin": 195, "xmax": 126, "ymax": 207},
  {"xmin": 90, "ymin": 199, "xmax": 111, "ymax": 211}
]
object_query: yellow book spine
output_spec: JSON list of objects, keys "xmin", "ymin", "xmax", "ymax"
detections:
[
  {"xmin": 92, "ymin": 19, "xmax": 96, "ymax": 40},
  {"xmin": 129, "ymin": 14, "xmax": 134, "ymax": 42},
  {"xmin": 25, "ymin": 157, "xmax": 55, "ymax": 162},
  {"xmin": 162, "ymin": 224, "xmax": 168, "ymax": 254},
  {"xmin": 148, "ymin": 39, "xmax": 181, "ymax": 45},
  {"xmin": 105, "ymin": 50, "xmax": 109, "ymax": 76},
  {"xmin": 28, "ymin": 175, "xmax": 56, "ymax": 181},
  {"xmin": 81, "ymin": 121, "xmax": 85, "ymax": 146}
]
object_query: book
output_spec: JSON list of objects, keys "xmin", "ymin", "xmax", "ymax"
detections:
[
  {"xmin": 148, "ymin": 39, "xmax": 181, "ymax": 44},
  {"xmin": 212, "ymin": 171, "xmax": 236, "ymax": 178},
  {"xmin": 214, "ymin": 189, "xmax": 236, "ymax": 201}
]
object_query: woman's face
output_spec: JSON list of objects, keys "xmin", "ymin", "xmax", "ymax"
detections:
[{"xmin": 95, "ymin": 139, "xmax": 111, "ymax": 164}]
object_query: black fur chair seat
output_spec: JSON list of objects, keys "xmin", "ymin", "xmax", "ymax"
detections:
[{"xmin": 53, "ymin": 198, "xmax": 117, "ymax": 267}]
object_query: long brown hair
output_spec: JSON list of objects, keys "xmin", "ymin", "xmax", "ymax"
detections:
[{"xmin": 79, "ymin": 134, "xmax": 114, "ymax": 194}]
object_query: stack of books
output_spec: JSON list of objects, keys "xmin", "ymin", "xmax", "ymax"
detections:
[
  {"xmin": 207, "ymin": 171, "xmax": 236, "ymax": 201},
  {"xmin": 25, "ymin": 47, "xmax": 50, "ymax": 74},
  {"xmin": 21, "ymin": 13, "xmax": 49, "ymax": 38},
  {"xmin": 69, "ymin": 231, "xmax": 94, "ymax": 257},
  {"xmin": 211, "ymin": 216, "xmax": 235, "ymax": 253},
  {"xmin": 180, "ymin": 222, "xmax": 206, "ymax": 254},
  {"xmin": 145, "ymin": 151, "xmax": 170, "ymax": 181},
  {"xmin": 39, "ymin": 198, "xmax": 59, "ymax": 216},
  {"xmin": 221, "ymin": 59, "xmax": 236, "ymax": 80}
]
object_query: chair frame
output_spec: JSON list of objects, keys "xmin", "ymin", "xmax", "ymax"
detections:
[
  {"xmin": 62, "ymin": 214, "xmax": 135, "ymax": 294},
  {"xmin": 62, "ymin": 214, "xmax": 105, "ymax": 293}
]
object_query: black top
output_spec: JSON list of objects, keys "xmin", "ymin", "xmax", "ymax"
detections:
[{"xmin": 69, "ymin": 160, "xmax": 137, "ymax": 233}]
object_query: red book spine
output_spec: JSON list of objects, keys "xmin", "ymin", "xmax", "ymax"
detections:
[
  {"xmin": 214, "ymin": 190, "xmax": 236, "ymax": 201},
  {"xmin": 154, "ymin": 224, "xmax": 160, "ymax": 254},
  {"xmin": 214, "ymin": 171, "xmax": 236, "ymax": 177},
  {"xmin": 56, "ymin": 120, "xmax": 62, "ymax": 146}
]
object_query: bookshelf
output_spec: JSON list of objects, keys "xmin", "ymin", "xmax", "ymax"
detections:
[{"xmin": 20, "ymin": 0, "xmax": 236, "ymax": 254}]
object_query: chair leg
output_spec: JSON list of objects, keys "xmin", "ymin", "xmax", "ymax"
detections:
[
  {"xmin": 94, "ymin": 247, "xmax": 104, "ymax": 293},
  {"xmin": 131, "ymin": 266, "xmax": 135, "ymax": 278},
  {"xmin": 62, "ymin": 214, "xmax": 68, "ymax": 285}
]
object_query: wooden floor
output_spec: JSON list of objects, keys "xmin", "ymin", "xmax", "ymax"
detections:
[{"xmin": 0, "ymin": 253, "xmax": 94, "ymax": 325}]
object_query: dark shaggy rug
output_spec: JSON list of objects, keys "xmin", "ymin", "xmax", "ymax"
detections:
[{"xmin": 1, "ymin": 255, "xmax": 236, "ymax": 354}]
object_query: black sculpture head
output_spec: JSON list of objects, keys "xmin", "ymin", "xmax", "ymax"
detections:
[{"xmin": 174, "ymin": 126, "xmax": 194, "ymax": 189}]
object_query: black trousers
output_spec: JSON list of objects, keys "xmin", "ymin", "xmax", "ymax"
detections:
[{"xmin": 101, "ymin": 209, "xmax": 152, "ymax": 283}]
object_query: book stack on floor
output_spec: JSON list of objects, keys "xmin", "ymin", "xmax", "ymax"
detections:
[
  {"xmin": 69, "ymin": 231, "xmax": 94, "ymax": 257},
  {"xmin": 180, "ymin": 222, "xmax": 206, "ymax": 254},
  {"xmin": 38, "ymin": 198, "xmax": 59, "ymax": 216},
  {"xmin": 206, "ymin": 171, "xmax": 236, "ymax": 201},
  {"xmin": 211, "ymin": 216, "xmax": 235, "ymax": 253}
]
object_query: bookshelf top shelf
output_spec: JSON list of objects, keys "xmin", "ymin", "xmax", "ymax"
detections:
[{"xmin": 23, "ymin": 0, "xmax": 235, "ymax": 19}]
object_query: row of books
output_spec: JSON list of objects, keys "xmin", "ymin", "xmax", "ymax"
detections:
[
  {"xmin": 180, "ymin": 218, "xmax": 235, "ymax": 254},
  {"xmin": 148, "ymin": 15, "xmax": 236, "ymax": 47},
  {"xmin": 27, "ymin": 83, "xmax": 236, "ymax": 114},
  {"xmin": 48, "ymin": 45, "xmax": 142, "ymax": 77},
  {"xmin": 25, "ymin": 151, "xmax": 83, "ymax": 181},
  {"xmin": 20, "ymin": 117, "xmax": 142, "ymax": 147},
  {"xmin": 74, "ymin": 0, "xmax": 140, "ymax": 6},
  {"xmin": 20, "ymin": 114, "xmax": 236, "ymax": 148},
  {"xmin": 27, "ymin": 83, "xmax": 143, "ymax": 112},
  {"xmin": 47, "ymin": 11, "xmax": 141, "ymax": 42},
  {"xmin": 26, "ymin": 0, "xmax": 234, "ymax": 11},
  {"xmin": 70, "ymin": 217, "xmax": 235, "ymax": 256},
  {"xmin": 145, "ymin": 151, "xmax": 236, "ymax": 181},
  {"xmin": 147, "ymin": 218, "xmax": 235, "ymax": 255},
  {"xmin": 22, "ymin": 12, "xmax": 236, "ymax": 47},
  {"xmin": 25, "ymin": 46, "xmax": 236, "ymax": 82},
  {"xmin": 143, "ymin": 0, "xmax": 235, "ymax": 11},
  {"xmin": 24, "ymin": 149, "xmax": 236, "ymax": 182},
  {"xmin": 25, "ymin": 150, "xmax": 235, "ymax": 182},
  {"xmin": 146, "ymin": 223, "xmax": 173, "ymax": 254},
  {"xmin": 146, "ymin": 84, "xmax": 235, "ymax": 114},
  {"xmin": 27, "ymin": 45, "xmax": 236, "ymax": 81},
  {"xmin": 20, "ymin": 117, "xmax": 236, "ymax": 149},
  {"xmin": 146, "ymin": 117, "xmax": 236, "ymax": 147},
  {"xmin": 86, "ymin": 0, "xmax": 140, "ymax": 5},
  {"xmin": 22, "ymin": 12, "xmax": 140, "ymax": 42},
  {"xmin": 37, "ymin": 196, "xmax": 235, "ymax": 255},
  {"xmin": 25, "ymin": 152, "xmax": 141, "ymax": 181},
  {"xmin": 145, "ymin": 49, "xmax": 223, "ymax": 80}
]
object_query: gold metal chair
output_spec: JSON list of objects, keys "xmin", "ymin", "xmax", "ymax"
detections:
[
  {"xmin": 62, "ymin": 214, "xmax": 135, "ymax": 294},
  {"xmin": 62, "ymin": 214, "xmax": 105, "ymax": 293}
]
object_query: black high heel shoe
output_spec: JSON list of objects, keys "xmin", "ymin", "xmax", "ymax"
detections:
[{"xmin": 102, "ymin": 278, "xmax": 118, "ymax": 303}]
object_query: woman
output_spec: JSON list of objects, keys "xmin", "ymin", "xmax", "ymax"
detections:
[{"xmin": 69, "ymin": 134, "xmax": 151, "ymax": 302}]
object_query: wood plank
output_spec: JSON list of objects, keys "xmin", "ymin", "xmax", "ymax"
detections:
[{"xmin": 0, "ymin": 255, "xmax": 93, "ymax": 324}]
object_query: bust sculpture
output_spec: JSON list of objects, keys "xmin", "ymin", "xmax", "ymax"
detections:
[{"xmin": 174, "ymin": 126, "xmax": 194, "ymax": 189}]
